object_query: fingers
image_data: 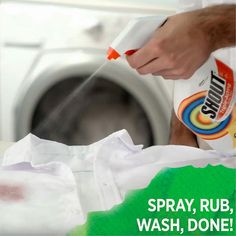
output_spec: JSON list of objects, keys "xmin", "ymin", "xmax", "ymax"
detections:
[
  {"xmin": 161, "ymin": 75, "xmax": 187, "ymax": 80},
  {"xmin": 153, "ymin": 72, "xmax": 184, "ymax": 80},
  {"xmin": 136, "ymin": 58, "xmax": 190, "ymax": 79},
  {"xmin": 163, "ymin": 74, "xmax": 193, "ymax": 80},
  {"xmin": 136, "ymin": 58, "xmax": 172, "ymax": 75},
  {"xmin": 126, "ymin": 39, "xmax": 161, "ymax": 69},
  {"xmin": 128, "ymin": 55, "xmax": 193, "ymax": 80},
  {"xmin": 152, "ymin": 67, "xmax": 194, "ymax": 80},
  {"xmin": 127, "ymin": 24, "xmax": 165, "ymax": 69}
]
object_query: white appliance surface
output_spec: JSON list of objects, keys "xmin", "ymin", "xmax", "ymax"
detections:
[{"xmin": 0, "ymin": 0, "xmax": 176, "ymax": 142}]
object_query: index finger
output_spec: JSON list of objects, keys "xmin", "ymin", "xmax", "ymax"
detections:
[{"xmin": 126, "ymin": 38, "xmax": 161, "ymax": 69}]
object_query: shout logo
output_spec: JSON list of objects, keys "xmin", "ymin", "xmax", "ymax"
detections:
[
  {"xmin": 201, "ymin": 59, "xmax": 235, "ymax": 122},
  {"xmin": 201, "ymin": 71, "xmax": 226, "ymax": 120}
]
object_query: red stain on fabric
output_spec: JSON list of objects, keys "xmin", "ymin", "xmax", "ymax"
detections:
[{"xmin": 0, "ymin": 183, "xmax": 25, "ymax": 202}]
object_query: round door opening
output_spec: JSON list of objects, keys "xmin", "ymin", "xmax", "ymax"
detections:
[{"xmin": 31, "ymin": 76, "xmax": 154, "ymax": 147}]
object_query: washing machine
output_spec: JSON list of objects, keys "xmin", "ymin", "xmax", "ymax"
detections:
[{"xmin": 0, "ymin": 0, "xmax": 177, "ymax": 147}]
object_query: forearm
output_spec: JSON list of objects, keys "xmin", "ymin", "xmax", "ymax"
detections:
[
  {"xmin": 194, "ymin": 4, "xmax": 236, "ymax": 51},
  {"xmin": 127, "ymin": 4, "xmax": 235, "ymax": 80},
  {"xmin": 169, "ymin": 111, "xmax": 199, "ymax": 148}
]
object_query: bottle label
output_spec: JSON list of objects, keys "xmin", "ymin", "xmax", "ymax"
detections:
[
  {"xmin": 174, "ymin": 57, "xmax": 236, "ymax": 150},
  {"xmin": 177, "ymin": 91, "xmax": 235, "ymax": 142}
]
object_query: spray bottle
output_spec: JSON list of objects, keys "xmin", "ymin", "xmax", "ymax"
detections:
[{"xmin": 107, "ymin": 16, "xmax": 236, "ymax": 151}]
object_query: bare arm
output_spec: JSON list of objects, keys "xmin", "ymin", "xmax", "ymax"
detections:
[
  {"xmin": 199, "ymin": 4, "xmax": 236, "ymax": 51},
  {"xmin": 126, "ymin": 4, "xmax": 236, "ymax": 79},
  {"xmin": 126, "ymin": 4, "xmax": 235, "ymax": 147}
]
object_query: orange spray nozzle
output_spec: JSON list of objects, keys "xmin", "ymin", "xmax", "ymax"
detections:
[{"xmin": 107, "ymin": 47, "xmax": 120, "ymax": 60}]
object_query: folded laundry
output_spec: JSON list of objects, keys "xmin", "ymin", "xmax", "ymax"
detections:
[{"xmin": 0, "ymin": 130, "xmax": 235, "ymax": 235}]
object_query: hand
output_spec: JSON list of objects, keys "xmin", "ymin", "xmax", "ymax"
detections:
[{"xmin": 126, "ymin": 4, "xmax": 236, "ymax": 80}]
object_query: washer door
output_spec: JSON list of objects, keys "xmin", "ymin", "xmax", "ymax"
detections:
[
  {"xmin": 15, "ymin": 50, "xmax": 172, "ymax": 147},
  {"xmin": 31, "ymin": 76, "xmax": 154, "ymax": 147}
]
